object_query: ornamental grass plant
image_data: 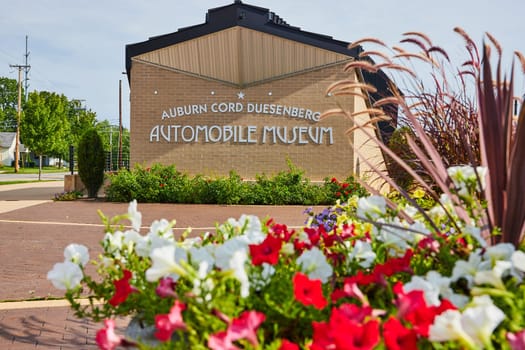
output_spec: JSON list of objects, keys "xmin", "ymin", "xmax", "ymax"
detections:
[{"xmin": 48, "ymin": 30, "xmax": 525, "ymax": 350}]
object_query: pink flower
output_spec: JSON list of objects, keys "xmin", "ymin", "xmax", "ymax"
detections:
[
  {"xmin": 507, "ymin": 330, "xmax": 525, "ymax": 350},
  {"xmin": 95, "ymin": 319, "xmax": 122, "ymax": 350},
  {"xmin": 154, "ymin": 300, "xmax": 187, "ymax": 341},
  {"xmin": 293, "ymin": 272, "xmax": 327, "ymax": 310},
  {"xmin": 208, "ymin": 331, "xmax": 240, "ymax": 350},
  {"xmin": 229, "ymin": 311, "xmax": 266, "ymax": 347},
  {"xmin": 108, "ymin": 269, "xmax": 135, "ymax": 307},
  {"xmin": 156, "ymin": 277, "xmax": 176, "ymax": 298}
]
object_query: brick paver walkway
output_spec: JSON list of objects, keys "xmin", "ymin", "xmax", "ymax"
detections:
[{"xmin": 0, "ymin": 182, "xmax": 323, "ymax": 349}]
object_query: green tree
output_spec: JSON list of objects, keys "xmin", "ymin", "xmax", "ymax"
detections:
[
  {"xmin": 21, "ymin": 91, "xmax": 69, "ymax": 179},
  {"xmin": 95, "ymin": 120, "xmax": 130, "ymax": 170},
  {"xmin": 67, "ymin": 99, "xmax": 97, "ymax": 148},
  {"xmin": 78, "ymin": 128, "xmax": 105, "ymax": 198},
  {"xmin": 0, "ymin": 77, "xmax": 20, "ymax": 131}
]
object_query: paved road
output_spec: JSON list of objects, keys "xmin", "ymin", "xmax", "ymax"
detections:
[
  {"xmin": 0, "ymin": 171, "xmax": 70, "ymax": 182},
  {"xmin": 0, "ymin": 180, "xmax": 325, "ymax": 349}
]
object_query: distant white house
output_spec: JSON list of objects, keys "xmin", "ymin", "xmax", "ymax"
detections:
[{"xmin": 0, "ymin": 132, "xmax": 30, "ymax": 166}]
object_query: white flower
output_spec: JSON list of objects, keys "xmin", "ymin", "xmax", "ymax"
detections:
[
  {"xmin": 103, "ymin": 230, "xmax": 124, "ymax": 255},
  {"xmin": 219, "ymin": 215, "xmax": 264, "ymax": 243},
  {"xmin": 192, "ymin": 260, "xmax": 214, "ymax": 303},
  {"xmin": 347, "ymin": 240, "xmax": 376, "ymax": 268},
  {"xmin": 145, "ymin": 244, "xmax": 186, "ymax": 282},
  {"xmin": 127, "ymin": 200, "xmax": 142, "ymax": 231},
  {"xmin": 64, "ymin": 243, "xmax": 89, "ymax": 266},
  {"xmin": 429, "ymin": 310, "xmax": 476, "ymax": 347},
  {"xmin": 123, "ymin": 230, "xmax": 142, "ymax": 246},
  {"xmin": 512, "ymin": 250, "xmax": 525, "ymax": 272},
  {"xmin": 474, "ymin": 260, "xmax": 512, "ymax": 289},
  {"xmin": 451, "ymin": 250, "xmax": 483, "ymax": 287},
  {"xmin": 238, "ymin": 215, "xmax": 265, "ymax": 244},
  {"xmin": 485, "ymin": 243, "xmax": 515, "ymax": 262},
  {"xmin": 357, "ymin": 195, "xmax": 387, "ymax": 220},
  {"xmin": 230, "ymin": 249, "xmax": 250, "ymax": 298},
  {"xmin": 296, "ymin": 247, "xmax": 332, "ymax": 283},
  {"xmin": 179, "ymin": 236, "xmax": 203, "ymax": 250},
  {"xmin": 404, "ymin": 275, "xmax": 441, "ymax": 307},
  {"xmin": 214, "ymin": 237, "xmax": 248, "ymax": 270},
  {"xmin": 189, "ymin": 246, "xmax": 215, "ymax": 274},
  {"xmin": 281, "ymin": 242, "xmax": 295, "ymax": 255},
  {"xmin": 148, "ymin": 219, "xmax": 174, "ymax": 239},
  {"xmin": 464, "ymin": 225, "xmax": 487, "ymax": 248},
  {"xmin": 47, "ymin": 261, "xmax": 83, "ymax": 290},
  {"xmin": 378, "ymin": 217, "xmax": 411, "ymax": 256},
  {"xmin": 461, "ymin": 295, "xmax": 505, "ymax": 347},
  {"xmin": 447, "ymin": 165, "xmax": 487, "ymax": 193}
]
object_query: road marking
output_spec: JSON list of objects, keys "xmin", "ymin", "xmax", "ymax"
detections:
[
  {"xmin": 0, "ymin": 219, "xmax": 303, "ymax": 232},
  {"xmin": 0, "ymin": 219, "xmax": 216, "ymax": 231},
  {"xmin": 0, "ymin": 298, "xmax": 101, "ymax": 310}
]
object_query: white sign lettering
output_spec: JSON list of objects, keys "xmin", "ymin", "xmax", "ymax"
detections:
[
  {"xmin": 150, "ymin": 125, "xmax": 333, "ymax": 145},
  {"xmin": 161, "ymin": 101, "xmax": 321, "ymax": 122}
]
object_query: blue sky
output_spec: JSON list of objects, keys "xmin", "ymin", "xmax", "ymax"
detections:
[{"xmin": 1, "ymin": 0, "xmax": 524, "ymax": 128}]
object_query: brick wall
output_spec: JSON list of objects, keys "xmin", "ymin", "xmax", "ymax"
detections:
[{"xmin": 130, "ymin": 61, "xmax": 361, "ymax": 181}]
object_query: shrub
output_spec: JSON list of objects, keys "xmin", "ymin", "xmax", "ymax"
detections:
[
  {"xmin": 104, "ymin": 163, "xmax": 366, "ymax": 205},
  {"xmin": 78, "ymin": 129, "xmax": 105, "ymax": 198}
]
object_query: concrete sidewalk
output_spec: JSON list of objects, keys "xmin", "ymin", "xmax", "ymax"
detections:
[
  {"xmin": 0, "ymin": 181, "xmax": 321, "ymax": 349},
  {"xmin": 0, "ymin": 181, "xmax": 62, "ymax": 214}
]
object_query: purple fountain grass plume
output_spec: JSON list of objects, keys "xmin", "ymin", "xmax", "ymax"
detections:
[{"xmin": 328, "ymin": 29, "xmax": 525, "ymax": 247}]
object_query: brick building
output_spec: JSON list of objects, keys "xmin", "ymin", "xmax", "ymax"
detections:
[{"xmin": 125, "ymin": 1, "xmax": 396, "ymax": 181}]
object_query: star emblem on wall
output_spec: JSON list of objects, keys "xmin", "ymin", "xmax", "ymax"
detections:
[{"xmin": 237, "ymin": 91, "xmax": 245, "ymax": 99}]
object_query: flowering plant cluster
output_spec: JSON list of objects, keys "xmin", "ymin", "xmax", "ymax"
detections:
[{"xmin": 48, "ymin": 165, "xmax": 525, "ymax": 350}]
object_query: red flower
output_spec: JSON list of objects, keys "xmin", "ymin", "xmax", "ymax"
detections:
[
  {"xmin": 109, "ymin": 270, "xmax": 135, "ymax": 306},
  {"xmin": 303, "ymin": 227, "xmax": 322, "ymax": 246},
  {"xmin": 331, "ymin": 303, "xmax": 373, "ymax": 324},
  {"xmin": 279, "ymin": 339, "xmax": 300, "ymax": 350},
  {"xmin": 96, "ymin": 319, "xmax": 122, "ymax": 350},
  {"xmin": 311, "ymin": 321, "xmax": 334, "ymax": 350},
  {"xmin": 342, "ymin": 183, "xmax": 349, "ymax": 189},
  {"xmin": 393, "ymin": 283, "xmax": 456, "ymax": 337},
  {"xmin": 332, "ymin": 319, "xmax": 380, "ymax": 350},
  {"xmin": 293, "ymin": 272, "xmax": 327, "ymax": 310},
  {"xmin": 229, "ymin": 310, "xmax": 266, "ymax": 347},
  {"xmin": 311, "ymin": 316, "xmax": 380, "ymax": 350},
  {"xmin": 383, "ymin": 317, "xmax": 418, "ymax": 350},
  {"xmin": 267, "ymin": 221, "xmax": 295, "ymax": 242},
  {"xmin": 331, "ymin": 177, "xmax": 338, "ymax": 183},
  {"xmin": 249, "ymin": 234, "xmax": 282, "ymax": 266},
  {"xmin": 154, "ymin": 300, "xmax": 187, "ymax": 341}
]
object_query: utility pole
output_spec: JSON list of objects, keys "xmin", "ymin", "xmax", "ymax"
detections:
[
  {"xmin": 24, "ymin": 36, "xmax": 30, "ymax": 101},
  {"xmin": 9, "ymin": 64, "xmax": 30, "ymax": 173},
  {"xmin": 118, "ymin": 79, "xmax": 123, "ymax": 169}
]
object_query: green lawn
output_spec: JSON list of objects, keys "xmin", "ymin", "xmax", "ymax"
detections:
[
  {"xmin": 0, "ymin": 180, "xmax": 56, "ymax": 186},
  {"xmin": 0, "ymin": 166, "xmax": 69, "ymax": 174}
]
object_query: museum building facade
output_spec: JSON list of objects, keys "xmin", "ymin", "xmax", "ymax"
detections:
[{"xmin": 125, "ymin": 1, "xmax": 395, "ymax": 180}]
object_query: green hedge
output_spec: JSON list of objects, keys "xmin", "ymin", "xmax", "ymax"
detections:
[{"xmin": 104, "ymin": 163, "xmax": 367, "ymax": 205}]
